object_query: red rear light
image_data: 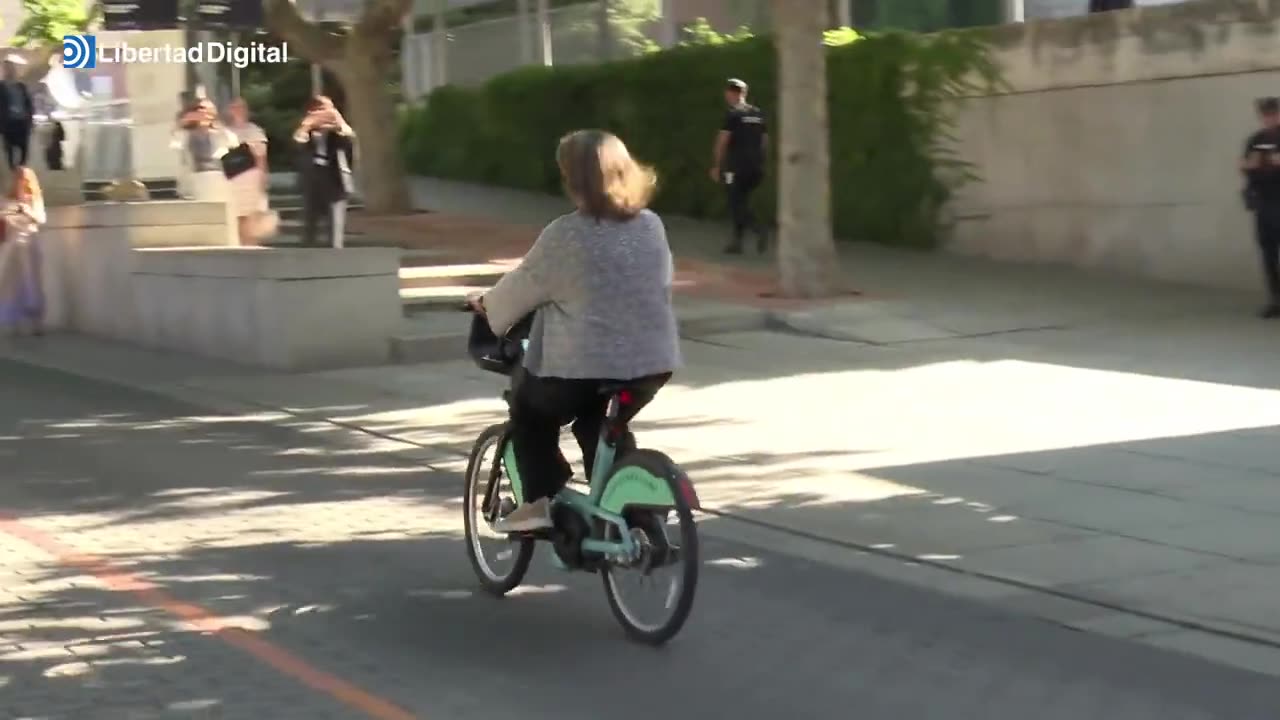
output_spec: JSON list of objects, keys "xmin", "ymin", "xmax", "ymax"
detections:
[
  {"xmin": 617, "ymin": 390, "xmax": 633, "ymax": 405},
  {"xmin": 677, "ymin": 473, "xmax": 700, "ymax": 510}
]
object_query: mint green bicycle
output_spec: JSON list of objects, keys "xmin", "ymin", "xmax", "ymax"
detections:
[{"xmin": 461, "ymin": 309, "xmax": 700, "ymax": 645}]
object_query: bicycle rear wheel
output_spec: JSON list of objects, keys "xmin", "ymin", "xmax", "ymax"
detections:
[
  {"xmin": 600, "ymin": 451, "xmax": 699, "ymax": 645},
  {"xmin": 463, "ymin": 423, "xmax": 534, "ymax": 596}
]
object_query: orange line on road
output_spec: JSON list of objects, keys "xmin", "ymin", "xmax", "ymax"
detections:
[{"xmin": 0, "ymin": 513, "xmax": 417, "ymax": 720}]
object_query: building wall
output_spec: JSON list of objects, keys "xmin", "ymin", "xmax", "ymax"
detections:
[
  {"xmin": 0, "ymin": 0, "xmax": 22, "ymax": 46},
  {"xmin": 946, "ymin": 0, "xmax": 1280, "ymax": 293},
  {"xmin": 1025, "ymin": 0, "xmax": 1192, "ymax": 20},
  {"xmin": 408, "ymin": 0, "xmax": 771, "ymax": 91}
]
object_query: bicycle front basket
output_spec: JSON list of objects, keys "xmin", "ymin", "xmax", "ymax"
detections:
[{"xmin": 467, "ymin": 311, "xmax": 531, "ymax": 376}]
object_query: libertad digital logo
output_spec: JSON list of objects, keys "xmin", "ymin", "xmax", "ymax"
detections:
[
  {"xmin": 98, "ymin": 41, "xmax": 290, "ymax": 69},
  {"xmin": 63, "ymin": 34, "xmax": 97, "ymax": 69},
  {"xmin": 60, "ymin": 35, "xmax": 289, "ymax": 70}
]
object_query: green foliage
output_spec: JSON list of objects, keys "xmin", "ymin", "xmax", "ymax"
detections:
[
  {"xmin": 823, "ymin": 26, "xmax": 861, "ymax": 46},
  {"xmin": 400, "ymin": 22, "xmax": 1001, "ymax": 248},
  {"xmin": 676, "ymin": 17, "xmax": 754, "ymax": 47},
  {"xmin": 608, "ymin": 0, "xmax": 661, "ymax": 55},
  {"xmin": 14, "ymin": 0, "xmax": 97, "ymax": 46}
]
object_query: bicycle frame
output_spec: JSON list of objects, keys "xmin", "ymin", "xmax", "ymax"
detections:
[{"xmin": 493, "ymin": 391, "xmax": 640, "ymax": 560}]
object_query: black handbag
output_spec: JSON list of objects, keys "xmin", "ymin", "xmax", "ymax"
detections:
[
  {"xmin": 467, "ymin": 311, "xmax": 533, "ymax": 376},
  {"xmin": 220, "ymin": 142, "xmax": 255, "ymax": 179},
  {"xmin": 44, "ymin": 121, "xmax": 64, "ymax": 170}
]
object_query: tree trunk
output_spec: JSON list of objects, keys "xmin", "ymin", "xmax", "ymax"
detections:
[
  {"xmin": 597, "ymin": 0, "xmax": 612, "ymax": 61},
  {"xmin": 517, "ymin": 0, "xmax": 533, "ymax": 64},
  {"xmin": 537, "ymin": 0, "xmax": 554, "ymax": 65},
  {"xmin": 432, "ymin": 0, "xmax": 448, "ymax": 87},
  {"xmin": 339, "ymin": 34, "xmax": 411, "ymax": 214},
  {"xmin": 770, "ymin": 0, "xmax": 844, "ymax": 298},
  {"xmin": 265, "ymin": 0, "xmax": 412, "ymax": 215}
]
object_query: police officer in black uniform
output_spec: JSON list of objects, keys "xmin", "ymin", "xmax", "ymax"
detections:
[
  {"xmin": 710, "ymin": 78, "xmax": 769, "ymax": 255},
  {"xmin": 1241, "ymin": 97, "xmax": 1280, "ymax": 319}
]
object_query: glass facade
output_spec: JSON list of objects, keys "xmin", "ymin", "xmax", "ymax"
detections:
[
  {"xmin": 846, "ymin": 0, "xmax": 1194, "ymax": 30},
  {"xmin": 849, "ymin": 0, "xmax": 1004, "ymax": 32}
]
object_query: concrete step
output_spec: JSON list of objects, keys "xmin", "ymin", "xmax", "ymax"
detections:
[
  {"xmin": 398, "ymin": 262, "xmax": 505, "ymax": 289},
  {"xmin": 273, "ymin": 202, "xmax": 365, "ymax": 214},
  {"xmin": 389, "ymin": 311, "xmax": 469, "ymax": 364},
  {"xmin": 83, "ymin": 178, "xmax": 178, "ymax": 192},
  {"xmin": 82, "ymin": 178, "xmax": 180, "ymax": 201},
  {"xmin": 270, "ymin": 217, "xmax": 368, "ymax": 239},
  {"xmin": 400, "ymin": 284, "xmax": 487, "ymax": 312},
  {"xmin": 260, "ymin": 235, "xmax": 397, "ymax": 250}
]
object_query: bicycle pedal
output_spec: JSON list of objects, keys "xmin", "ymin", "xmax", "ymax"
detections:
[
  {"xmin": 507, "ymin": 528, "xmax": 554, "ymax": 541},
  {"xmin": 650, "ymin": 545, "xmax": 681, "ymax": 568}
]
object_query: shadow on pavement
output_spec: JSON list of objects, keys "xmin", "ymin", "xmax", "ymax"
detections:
[{"xmin": 4, "ymin": 360, "xmax": 1280, "ymax": 718}]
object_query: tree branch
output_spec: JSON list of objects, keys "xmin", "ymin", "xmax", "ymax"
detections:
[
  {"xmin": 353, "ymin": 0, "xmax": 412, "ymax": 39},
  {"xmin": 18, "ymin": 43, "xmax": 58, "ymax": 85},
  {"xmin": 264, "ymin": 0, "xmax": 345, "ymax": 64}
]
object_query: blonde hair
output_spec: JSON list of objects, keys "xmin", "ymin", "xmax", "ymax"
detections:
[{"xmin": 556, "ymin": 130, "xmax": 656, "ymax": 221}]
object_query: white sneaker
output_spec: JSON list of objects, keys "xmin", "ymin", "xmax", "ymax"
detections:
[{"xmin": 493, "ymin": 497, "xmax": 552, "ymax": 533}]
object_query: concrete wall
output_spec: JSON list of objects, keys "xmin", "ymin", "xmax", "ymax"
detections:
[
  {"xmin": 131, "ymin": 248, "xmax": 402, "ymax": 370},
  {"xmin": 947, "ymin": 0, "xmax": 1280, "ymax": 294},
  {"xmin": 40, "ymin": 201, "xmax": 234, "ymax": 339},
  {"xmin": 39, "ymin": 202, "xmax": 401, "ymax": 370},
  {"xmin": 96, "ymin": 29, "xmax": 187, "ymax": 181}
]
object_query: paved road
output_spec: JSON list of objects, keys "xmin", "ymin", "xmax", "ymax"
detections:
[{"xmin": 2, "ymin": 360, "xmax": 1278, "ymax": 720}]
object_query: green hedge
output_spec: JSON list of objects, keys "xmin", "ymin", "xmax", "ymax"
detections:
[{"xmin": 400, "ymin": 28, "xmax": 999, "ymax": 248}]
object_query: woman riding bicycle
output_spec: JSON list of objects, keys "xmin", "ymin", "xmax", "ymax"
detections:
[{"xmin": 469, "ymin": 129, "xmax": 682, "ymax": 533}]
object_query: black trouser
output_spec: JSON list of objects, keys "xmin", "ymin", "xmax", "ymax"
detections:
[
  {"xmin": 725, "ymin": 167, "xmax": 764, "ymax": 244},
  {"xmin": 301, "ymin": 180, "xmax": 340, "ymax": 247},
  {"xmin": 509, "ymin": 370, "xmax": 670, "ymax": 503},
  {"xmin": 1256, "ymin": 209, "xmax": 1280, "ymax": 303},
  {"xmin": 3, "ymin": 122, "xmax": 30, "ymax": 169}
]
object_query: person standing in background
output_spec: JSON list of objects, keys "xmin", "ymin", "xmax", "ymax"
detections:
[
  {"xmin": 709, "ymin": 78, "xmax": 769, "ymax": 255},
  {"xmin": 225, "ymin": 97, "xmax": 271, "ymax": 245},
  {"xmin": 0, "ymin": 56, "xmax": 34, "ymax": 170},
  {"xmin": 0, "ymin": 167, "xmax": 47, "ymax": 336},
  {"xmin": 170, "ymin": 98, "xmax": 238, "ymax": 202},
  {"xmin": 293, "ymin": 96, "xmax": 355, "ymax": 248},
  {"xmin": 1242, "ymin": 97, "xmax": 1280, "ymax": 319}
]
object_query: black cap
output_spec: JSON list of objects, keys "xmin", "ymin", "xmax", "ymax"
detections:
[
  {"xmin": 1259, "ymin": 97, "xmax": 1280, "ymax": 114},
  {"xmin": 726, "ymin": 78, "xmax": 747, "ymax": 91}
]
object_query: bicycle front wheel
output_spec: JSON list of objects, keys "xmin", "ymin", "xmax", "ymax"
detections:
[
  {"xmin": 600, "ymin": 451, "xmax": 699, "ymax": 645},
  {"xmin": 463, "ymin": 423, "xmax": 534, "ymax": 596}
]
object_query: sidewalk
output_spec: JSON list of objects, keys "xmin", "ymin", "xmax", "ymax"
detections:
[{"xmin": 7, "ymin": 177, "xmax": 1280, "ymax": 676}]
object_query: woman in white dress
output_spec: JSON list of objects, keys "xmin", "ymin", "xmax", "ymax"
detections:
[
  {"xmin": 0, "ymin": 167, "xmax": 47, "ymax": 336},
  {"xmin": 225, "ymin": 97, "xmax": 270, "ymax": 245},
  {"xmin": 170, "ymin": 98, "xmax": 238, "ymax": 204}
]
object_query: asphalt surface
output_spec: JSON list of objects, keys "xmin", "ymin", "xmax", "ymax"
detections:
[{"xmin": 1, "ymin": 358, "xmax": 1278, "ymax": 720}]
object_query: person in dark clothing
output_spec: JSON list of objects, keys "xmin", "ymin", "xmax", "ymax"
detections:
[
  {"xmin": 1088, "ymin": 0, "xmax": 1134, "ymax": 12},
  {"xmin": 293, "ymin": 95, "xmax": 356, "ymax": 248},
  {"xmin": 0, "ymin": 57, "xmax": 34, "ymax": 170},
  {"xmin": 43, "ymin": 120, "xmax": 65, "ymax": 171},
  {"xmin": 710, "ymin": 78, "xmax": 769, "ymax": 255},
  {"xmin": 1241, "ymin": 97, "xmax": 1280, "ymax": 319}
]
